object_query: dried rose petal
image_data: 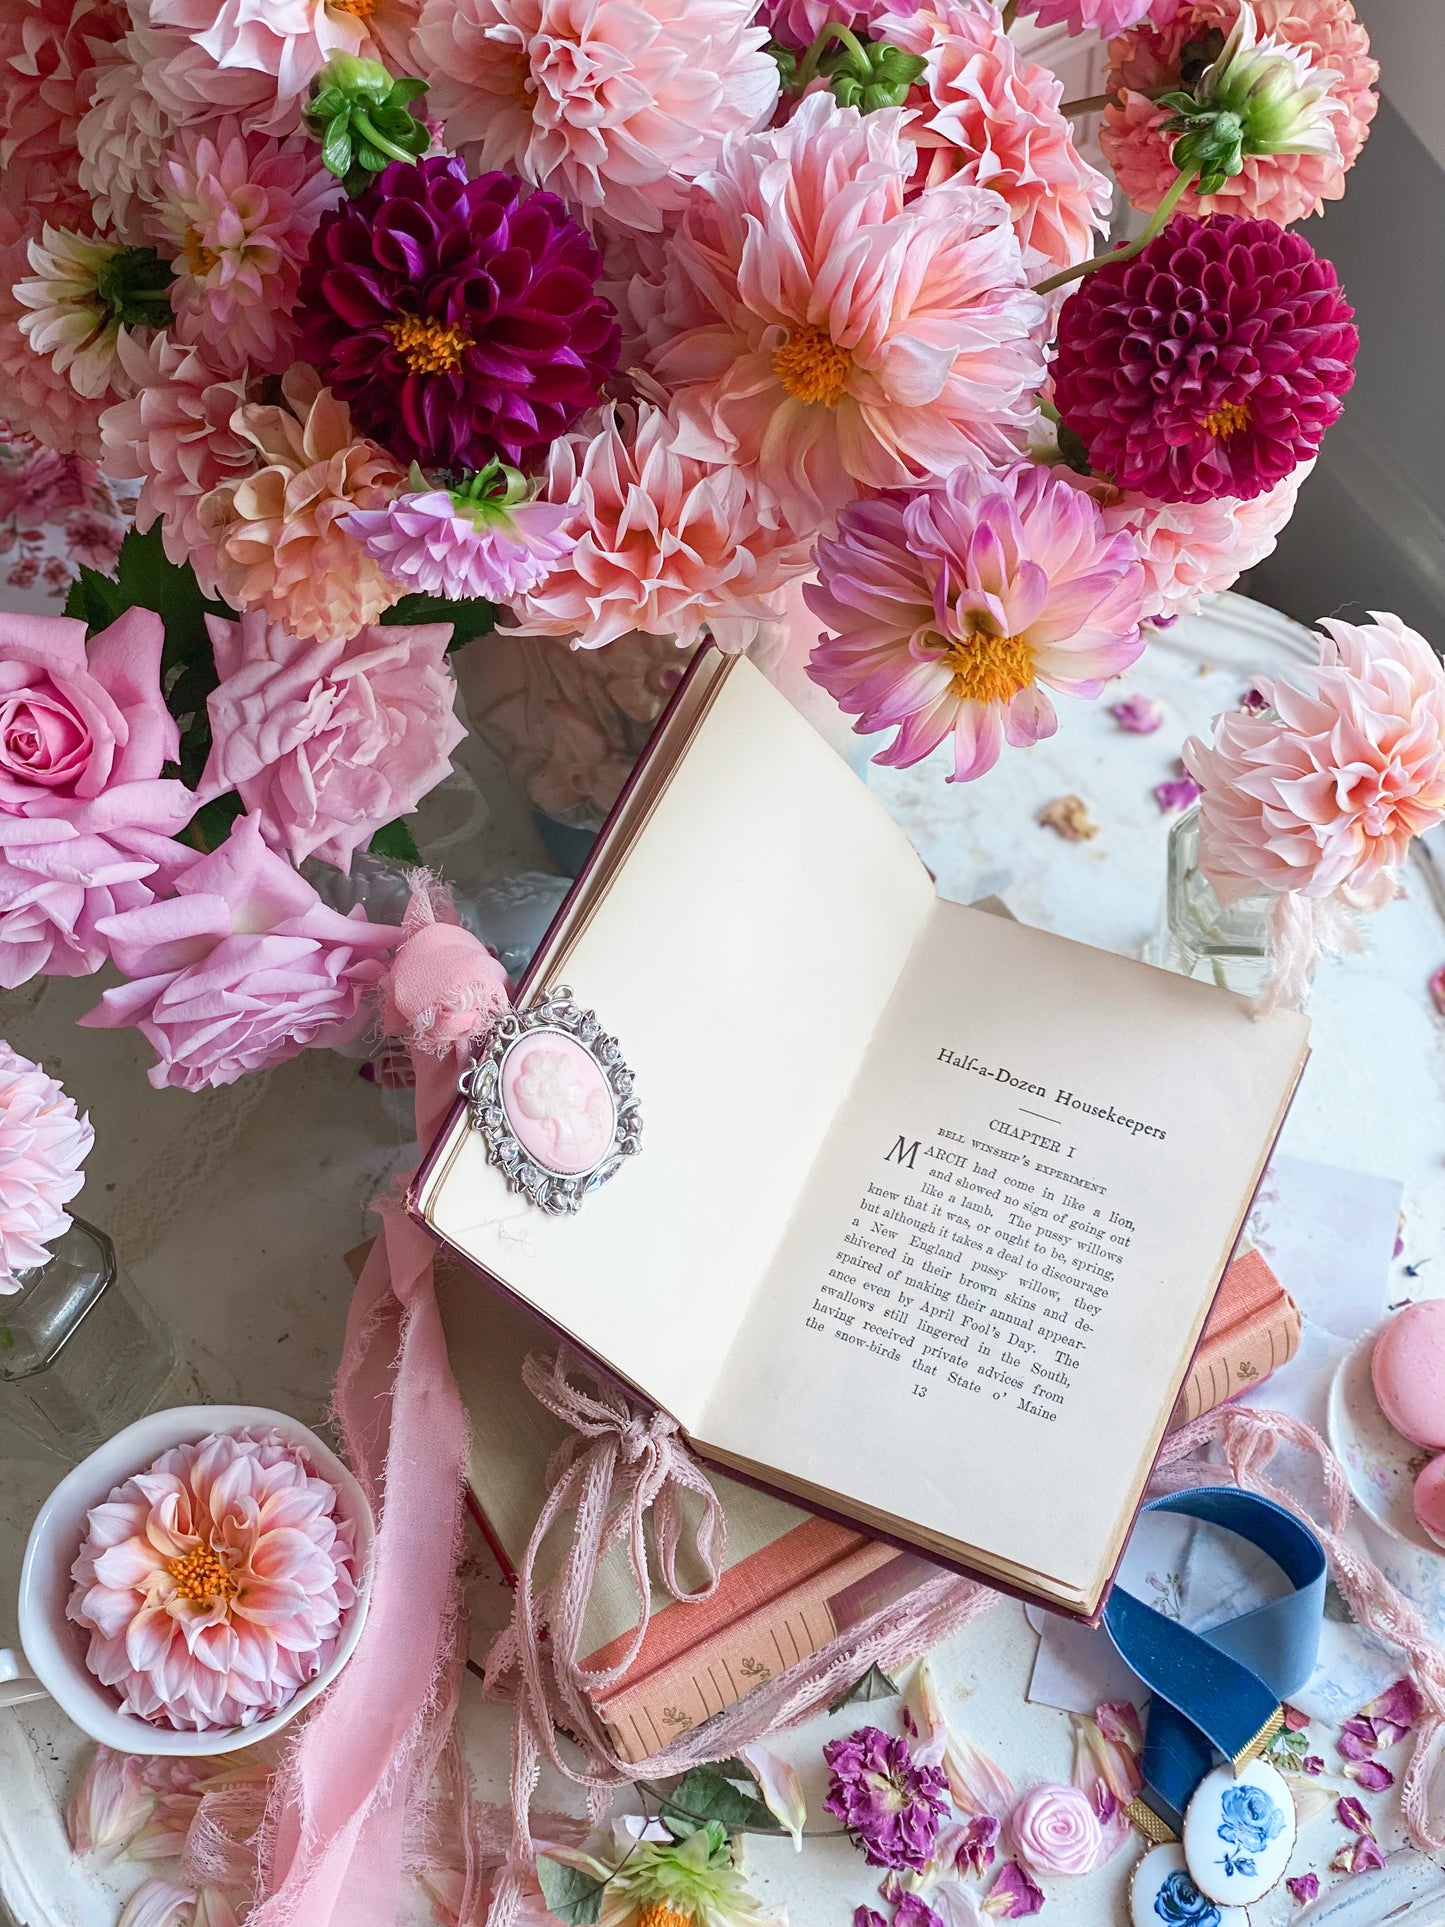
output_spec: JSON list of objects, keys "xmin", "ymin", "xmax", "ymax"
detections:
[
  {"xmin": 1344, "ymin": 1760, "xmax": 1395, "ymax": 1792},
  {"xmin": 1286, "ymin": 1872, "xmax": 1321, "ymax": 1904},
  {"xmin": 1109, "ymin": 693, "xmax": 1165, "ymax": 734},
  {"xmin": 1337, "ymin": 1718, "xmax": 1376, "ymax": 1761},
  {"xmin": 1361, "ymin": 1678, "xmax": 1423, "ymax": 1740},
  {"xmin": 1303, "ymin": 1756, "xmax": 1325, "ymax": 1776},
  {"xmin": 955, "ymin": 1814, "xmax": 1001, "ymax": 1877},
  {"xmin": 1336, "ymin": 1795, "xmax": 1374, "ymax": 1836},
  {"xmin": 1154, "ymin": 772, "xmax": 1202, "ymax": 813},
  {"xmin": 1331, "ymin": 1834, "xmax": 1386, "ymax": 1875},
  {"xmin": 983, "ymin": 1862, "xmax": 1045, "ymax": 1919}
]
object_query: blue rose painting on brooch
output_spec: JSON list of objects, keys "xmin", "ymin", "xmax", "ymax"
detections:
[
  {"xmin": 1215, "ymin": 1782, "xmax": 1286, "ymax": 1879},
  {"xmin": 1153, "ymin": 1867, "xmax": 1221, "ymax": 1927}
]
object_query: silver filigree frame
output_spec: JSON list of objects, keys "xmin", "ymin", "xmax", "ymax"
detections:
[{"xmin": 458, "ymin": 985, "xmax": 643, "ymax": 1214}]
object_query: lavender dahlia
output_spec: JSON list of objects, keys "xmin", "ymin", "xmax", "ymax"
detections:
[
  {"xmin": 295, "ymin": 156, "xmax": 619, "ymax": 474},
  {"xmin": 1051, "ymin": 215, "xmax": 1356, "ymax": 506},
  {"xmin": 823, "ymin": 1725, "xmax": 950, "ymax": 1869},
  {"xmin": 346, "ymin": 465, "xmax": 574, "ymax": 602}
]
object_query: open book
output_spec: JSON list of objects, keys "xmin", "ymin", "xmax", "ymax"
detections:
[{"xmin": 413, "ymin": 651, "xmax": 1310, "ymax": 1618}]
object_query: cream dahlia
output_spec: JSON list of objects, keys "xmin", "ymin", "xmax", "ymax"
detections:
[
  {"xmin": 504, "ymin": 400, "xmax": 812, "ymax": 650},
  {"xmin": 16, "ymin": 224, "xmax": 172, "ymax": 400},
  {"xmin": 413, "ymin": 0, "xmax": 777, "ymax": 234},
  {"xmin": 67, "ymin": 1426, "xmax": 357, "ymax": 1731},
  {"xmin": 0, "ymin": 1041, "xmax": 93, "ymax": 1289},
  {"xmin": 876, "ymin": 0, "xmax": 1110, "ymax": 282},
  {"xmin": 1102, "ymin": 0, "xmax": 1377, "ymax": 228},
  {"xmin": 150, "ymin": 119, "xmax": 340, "ymax": 375},
  {"xmin": 654, "ymin": 93, "xmax": 1046, "ymax": 538},
  {"xmin": 1184, "ymin": 613, "xmax": 1445, "ymax": 902},
  {"xmin": 198, "ymin": 365, "xmax": 404, "ymax": 642},
  {"xmin": 0, "ymin": 210, "xmax": 108, "ymax": 456},
  {"xmin": 76, "ymin": 34, "xmax": 175, "ymax": 240},
  {"xmin": 99, "ymin": 333, "xmax": 252, "ymax": 596},
  {"xmin": 806, "ymin": 462, "xmax": 1145, "ymax": 782}
]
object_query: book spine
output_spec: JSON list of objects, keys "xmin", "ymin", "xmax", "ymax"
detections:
[
  {"xmin": 1168, "ymin": 1291, "xmax": 1303, "ymax": 1429},
  {"xmin": 594, "ymin": 1544, "xmax": 935, "ymax": 1763}
]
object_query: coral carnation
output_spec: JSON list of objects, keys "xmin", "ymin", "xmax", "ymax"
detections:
[
  {"xmin": 1183, "ymin": 612, "xmax": 1445, "ymax": 901},
  {"xmin": 67, "ymin": 1426, "xmax": 356, "ymax": 1730},
  {"xmin": 415, "ymin": 0, "xmax": 777, "ymax": 234},
  {"xmin": 151, "ymin": 119, "xmax": 339, "ymax": 375},
  {"xmin": 198, "ymin": 610, "xmax": 466, "ymax": 870},
  {"xmin": 877, "ymin": 0, "xmax": 1111, "ymax": 280},
  {"xmin": 1102, "ymin": 0, "xmax": 1377, "ymax": 228},
  {"xmin": 806, "ymin": 462, "xmax": 1145, "ymax": 782},
  {"xmin": 198, "ymin": 365, "xmax": 404, "ymax": 643},
  {"xmin": 0, "ymin": 211, "xmax": 107, "ymax": 455},
  {"xmin": 99, "ymin": 333, "xmax": 251, "ymax": 598},
  {"xmin": 504, "ymin": 400, "xmax": 812, "ymax": 651},
  {"xmin": 655, "ymin": 93, "xmax": 1046, "ymax": 538},
  {"xmin": 296, "ymin": 156, "xmax": 619, "ymax": 475},
  {"xmin": 1052, "ymin": 215, "xmax": 1355, "ymax": 504},
  {"xmin": 0, "ymin": 1041, "xmax": 93, "ymax": 1287}
]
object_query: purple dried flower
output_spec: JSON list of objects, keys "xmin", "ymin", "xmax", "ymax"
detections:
[
  {"xmin": 823, "ymin": 1726, "xmax": 950, "ymax": 1871},
  {"xmin": 296, "ymin": 155, "xmax": 619, "ymax": 473},
  {"xmin": 346, "ymin": 480, "xmax": 574, "ymax": 603},
  {"xmin": 1109, "ymin": 693, "xmax": 1165, "ymax": 735},
  {"xmin": 1343, "ymin": 1760, "xmax": 1395, "ymax": 1792},
  {"xmin": 1287, "ymin": 1873, "xmax": 1321, "ymax": 1905},
  {"xmin": 1154, "ymin": 771, "xmax": 1202, "ymax": 813},
  {"xmin": 1335, "ymin": 1796, "xmax": 1372, "ymax": 1837},
  {"xmin": 983, "ymin": 1861, "xmax": 1045, "ymax": 1919}
]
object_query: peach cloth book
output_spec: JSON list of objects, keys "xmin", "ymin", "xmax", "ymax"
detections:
[{"xmin": 415, "ymin": 651, "xmax": 1311, "ymax": 1619}]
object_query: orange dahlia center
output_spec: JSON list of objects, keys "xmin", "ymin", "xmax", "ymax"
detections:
[
  {"xmin": 167, "ymin": 1542, "xmax": 239, "ymax": 1605},
  {"xmin": 181, "ymin": 227, "xmax": 220, "ymax": 276},
  {"xmin": 637, "ymin": 1908, "xmax": 694, "ymax": 1927},
  {"xmin": 328, "ymin": 0, "xmax": 382, "ymax": 19},
  {"xmin": 385, "ymin": 313, "xmax": 473, "ymax": 376},
  {"xmin": 945, "ymin": 630, "xmax": 1036, "ymax": 707},
  {"xmin": 773, "ymin": 324, "xmax": 851, "ymax": 407},
  {"xmin": 1202, "ymin": 399, "xmax": 1250, "ymax": 439}
]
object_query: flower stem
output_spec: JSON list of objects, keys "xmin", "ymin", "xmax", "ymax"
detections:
[
  {"xmin": 1032, "ymin": 166, "xmax": 1198, "ymax": 295},
  {"xmin": 796, "ymin": 21, "xmax": 872, "ymax": 87},
  {"xmin": 1060, "ymin": 91, "xmax": 1117, "ymax": 115},
  {"xmin": 1001, "ymin": 0, "xmax": 1018, "ymax": 25},
  {"xmin": 350, "ymin": 107, "xmax": 419, "ymax": 165}
]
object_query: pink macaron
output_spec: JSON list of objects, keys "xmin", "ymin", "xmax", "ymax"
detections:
[
  {"xmin": 1414, "ymin": 1454, "xmax": 1445, "ymax": 1549},
  {"xmin": 1372, "ymin": 1301, "xmax": 1445, "ymax": 1449}
]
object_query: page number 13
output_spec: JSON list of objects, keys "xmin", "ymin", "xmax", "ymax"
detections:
[{"xmin": 911, "ymin": 1383, "xmax": 928, "ymax": 1399}]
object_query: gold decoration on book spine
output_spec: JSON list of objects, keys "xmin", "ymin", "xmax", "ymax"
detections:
[
  {"xmin": 1232, "ymin": 1704, "xmax": 1285, "ymax": 1775},
  {"xmin": 1126, "ymin": 1798, "xmax": 1179, "ymax": 1846}
]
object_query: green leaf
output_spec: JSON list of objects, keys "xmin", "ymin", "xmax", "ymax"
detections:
[
  {"xmin": 827, "ymin": 1664, "xmax": 898, "ymax": 1715},
  {"xmin": 356, "ymin": 139, "xmax": 388, "ymax": 174},
  {"xmin": 186, "ymin": 791, "xmax": 244, "ymax": 853},
  {"xmin": 322, "ymin": 120, "xmax": 354, "ymax": 179},
  {"xmin": 381, "ymin": 592, "xmax": 497, "ymax": 651},
  {"xmin": 535, "ymin": 1858, "xmax": 607, "ymax": 1927},
  {"xmin": 368, "ymin": 817, "xmax": 421, "ymax": 863},
  {"xmin": 660, "ymin": 1766, "xmax": 782, "ymax": 1841},
  {"xmin": 308, "ymin": 84, "xmax": 345, "ymax": 120},
  {"xmin": 64, "ymin": 562, "xmax": 126, "ymax": 631},
  {"xmin": 388, "ymin": 75, "xmax": 429, "ymax": 105}
]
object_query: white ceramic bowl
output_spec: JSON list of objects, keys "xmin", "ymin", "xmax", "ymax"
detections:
[{"xmin": 10, "ymin": 1404, "xmax": 375, "ymax": 1756}]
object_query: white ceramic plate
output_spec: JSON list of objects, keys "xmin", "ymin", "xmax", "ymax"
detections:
[{"xmin": 1327, "ymin": 1321, "xmax": 1443, "ymax": 1554}]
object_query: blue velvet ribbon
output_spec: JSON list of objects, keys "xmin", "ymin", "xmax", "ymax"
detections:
[{"xmin": 1102, "ymin": 1487, "xmax": 1328, "ymax": 1827}]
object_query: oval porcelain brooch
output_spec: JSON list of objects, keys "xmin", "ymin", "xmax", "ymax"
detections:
[
  {"xmin": 1131, "ymin": 1843, "xmax": 1249, "ymax": 1927},
  {"xmin": 459, "ymin": 986, "xmax": 642, "ymax": 1214},
  {"xmin": 1181, "ymin": 1759, "xmax": 1295, "ymax": 1909}
]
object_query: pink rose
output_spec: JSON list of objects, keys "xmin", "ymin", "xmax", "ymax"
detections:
[
  {"xmin": 1008, "ymin": 1784, "xmax": 1104, "ymax": 1878},
  {"xmin": 0, "ymin": 783, "xmax": 197, "ymax": 988},
  {"xmin": 197, "ymin": 611, "xmax": 467, "ymax": 871},
  {"xmin": 0, "ymin": 608, "xmax": 179, "ymax": 815},
  {"xmin": 80, "ymin": 814, "xmax": 400, "ymax": 1090}
]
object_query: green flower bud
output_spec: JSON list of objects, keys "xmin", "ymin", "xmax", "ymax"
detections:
[{"xmin": 304, "ymin": 55, "xmax": 431, "ymax": 195}]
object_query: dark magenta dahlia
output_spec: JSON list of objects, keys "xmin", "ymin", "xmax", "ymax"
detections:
[
  {"xmin": 1052, "ymin": 214, "xmax": 1357, "ymax": 505},
  {"xmin": 295, "ymin": 155, "xmax": 620, "ymax": 473}
]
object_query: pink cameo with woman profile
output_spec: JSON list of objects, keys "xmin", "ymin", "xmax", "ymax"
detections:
[{"xmin": 499, "ymin": 1030, "xmax": 616, "ymax": 1177}]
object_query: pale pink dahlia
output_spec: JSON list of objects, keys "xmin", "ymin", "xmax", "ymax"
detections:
[
  {"xmin": 1183, "ymin": 613, "xmax": 1445, "ymax": 902},
  {"xmin": 877, "ymin": 0, "xmax": 1111, "ymax": 281},
  {"xmin": 806, "ymin": 462, "xmax": 1145, "ymax": 782},
  {"xmin": 655, "ymin": 94, "xmax": 1046, "ymax": 538},
  {"xmin": 125, "ymin": 14, "xmax": 281, "ymax": 138},
  {"xmin": 0, "ymin": 0, "xmax": 124, "ymax": 224},
  {"xmin": 76, "ymin": 35, "xmax": 175, "ymax": 240},
  {"xmin": 1102, "ymin": 0, "xmax": 1377, "ymax": 228},
  {"xmin": 99, "ymin": 333, "xmax": 252, "ymax": 598},
  {"xmin": 0, "ymin": 213, "xmax": 106, "ymax": 454},
  {"xmin": 1017, "ymin": 0, "xmax": 1155, "ymax": 31},
  {"xmin": 198, "ymin": 365, "xmax": 404, "ymax": 643},
  {"xmin": 147, "ymin": 0, "xmax": 376, "ymax": 129},
  {"xmin": 504, "ymin": 400, "xmax": 813, "ymax": 651},
  {"xmin": 413, "ymin": 0, "xmax": 777, "ymax": 235},
  {"xmin": 149, "ymin": 119, "xmax": 339, "ymax": 374},
  {"xmin": 67, "ymin": 1426, "xmax": 357, "ymax": 1731},
  {"xmin": 759, "ymin": 0, "xmax": 918, "ymax": 52},
  {"xmin": 0, "ymin": 1041, "xmax": 92, "ymax": 1288},
  {"xmin": 345, "ymin": 488, "xmax": 575, "ymax": 603}
]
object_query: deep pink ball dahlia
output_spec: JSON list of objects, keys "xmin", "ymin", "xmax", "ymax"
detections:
[
  {"xmin": 295, "ymin": 156, "xmax": 619, "ymax": 473},
  {"xmin": 1052, "ymin": 215, "xmax": 1356, "ymax": 505}
]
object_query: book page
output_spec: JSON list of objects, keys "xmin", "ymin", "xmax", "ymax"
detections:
[
  {"xmin": 421, "ymin": 658, "xmax": 935, "ymax": 1431},
  {"xmin": 702, "ymin": 902, "xmax": 1309, "ymax": 1607}
]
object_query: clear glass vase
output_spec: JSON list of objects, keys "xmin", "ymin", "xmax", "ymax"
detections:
[
  {"xmin": 1151, "ymin": 806, "xmax": 1275, "ymax": 997},
  {"xmin": 0, "ymin": 1217, "xmax": 178, "ymax": 1460}
]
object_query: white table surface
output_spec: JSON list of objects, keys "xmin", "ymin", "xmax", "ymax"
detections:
[{"xmin": 3, "ymin": 589, "xmax": 1445, "ymax": 1927}]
